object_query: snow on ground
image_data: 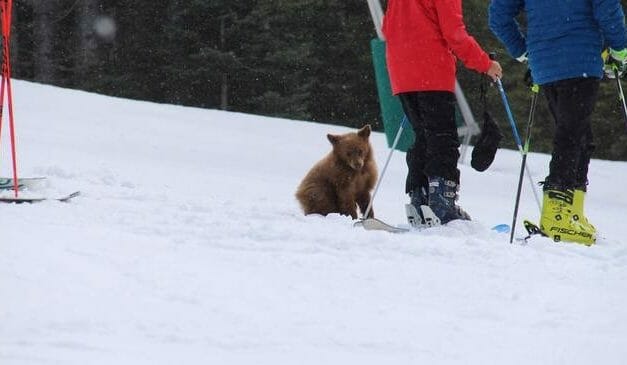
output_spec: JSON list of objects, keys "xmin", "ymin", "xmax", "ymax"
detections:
[{"xmin": 1, "ymin": 80, "xmax": 626, "ymax": 364}]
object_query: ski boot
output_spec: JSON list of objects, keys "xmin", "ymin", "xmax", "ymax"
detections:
[
  {"xmin": 539, "ymin": 189, "xmax": 596, "ymax": 246},
  {"xmin": 572, "ymin": 188, "xmax": 597, "ymax": 237},
  {"xmin": 405, "ymin": 186, "xmax": 439, "ymax": 228},
  {"xmin": 426, "ymin": 176, "xmax": 471, "ymax": 224}
]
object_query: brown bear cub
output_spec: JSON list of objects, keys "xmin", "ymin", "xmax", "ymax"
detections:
[{"xmin": 296, "ymin": 125, "xmax": 377, "ymax": 219}]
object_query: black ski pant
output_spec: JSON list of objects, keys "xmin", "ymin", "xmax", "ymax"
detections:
[
  {"xmin": 399, "ymin": 91, "xmax": 460, "ymax": 195},
  {"xmin": 543, "ymin": 77, "xmax": 599, "ymax": 192}
]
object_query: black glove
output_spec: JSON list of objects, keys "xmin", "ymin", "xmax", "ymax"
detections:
[{"xmin": 471, "ymin": 111, "xmax": 503, "ymax": 172}]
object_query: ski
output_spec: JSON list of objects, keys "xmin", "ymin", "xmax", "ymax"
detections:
[
  {"xmin": 355, "ymin": 202, "xmax": 451, "ymax": 233},
  {"xmin": 355, "ymin": 214, "xmax": 549, "ymax": 245},
  {"xmin": 354, "ymin": 217, "xmax": 410, "ymax": 233},
  {"xmin": 0, "ymin": 191, "xmax": 80, "ymax": 204},
  {"xmin": 355, "ymin": 217, "xmax": 515, "ymax": 235},
  {"xmin": 0, "ymin": 176, "xmax": 46, "ymax": 191}
]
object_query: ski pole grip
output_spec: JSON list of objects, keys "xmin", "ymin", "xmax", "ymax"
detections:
[{"xmin": 489, "ymin": 52, "xmax": 497, "ymax": 60}]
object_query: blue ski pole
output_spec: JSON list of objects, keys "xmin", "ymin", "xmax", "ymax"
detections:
[
  {"xmin": 495, "ymin": 78, "xmax": 542, "ymax": 213},
  {"xmin": 496, "ymin": 78, "xmax": 523, "ymax": 147}
]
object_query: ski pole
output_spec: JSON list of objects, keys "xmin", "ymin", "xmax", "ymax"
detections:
[
  {"xmin": 495, "ymin": 78, "xmax": 542, "ymax": 212},
  {"xmin": 361, "ymin": 115, "xmax": 409, "ymax": 219},
  {"xmin": 510, "ymin": 84, "xmax": 540, "ymax": 243},
  {"xmin": 612, "ymin": 67, "xmax": 627, "ymax": 129}
]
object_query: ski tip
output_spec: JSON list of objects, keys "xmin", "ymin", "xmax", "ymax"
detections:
[
  {"xmin": 0, "ymin": 190, "xmax": 81, "ymax": 204},
  {"xmin": 491, "ymin": 223, "xmax": 511, "ymax": 234},
  {"xmin": 356, "ymin": 218, "xmax": 410, "ymax": 233}
]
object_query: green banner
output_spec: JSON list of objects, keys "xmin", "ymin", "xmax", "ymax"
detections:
[{"xmin": 370, "ymin": 38, "xmax": 414, "ymax": 152}]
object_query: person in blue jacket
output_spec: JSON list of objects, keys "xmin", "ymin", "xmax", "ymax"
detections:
[{"xmin": 488, "ymin": 0, "xmax": 627, "ymax": 245}]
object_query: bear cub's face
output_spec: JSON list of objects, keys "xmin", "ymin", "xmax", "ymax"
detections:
[{"xmin": 327, "ymin": 125, "xmax": 372, "ymax": 171}]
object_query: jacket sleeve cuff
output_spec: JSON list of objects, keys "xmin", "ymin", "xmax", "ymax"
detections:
[{"xmin": 479, "ymin": 53, "xmax": 493, "ymax": 73}]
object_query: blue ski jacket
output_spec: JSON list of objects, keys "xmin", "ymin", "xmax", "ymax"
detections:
[{"xmin": 489, "ymin": 0, "xmax": 627, "ymax": 85}]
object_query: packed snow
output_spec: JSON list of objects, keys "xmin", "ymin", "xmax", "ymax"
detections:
[{"xmin": 1, "ymin": 80, "xmax": 626, "ymax": 364}]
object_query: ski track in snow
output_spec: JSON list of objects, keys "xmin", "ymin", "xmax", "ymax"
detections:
[{"xmin": 1, "ymin": 81, "xmax": 627, "ymax": 364}]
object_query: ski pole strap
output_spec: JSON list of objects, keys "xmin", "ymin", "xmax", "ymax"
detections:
[
  {"xmin": 480, "ymin": 72, "xmax": 488, "ymax": 114},
  {"xmin": 485, "ymin": 52, "xmax": 495, "ymax": 112}
]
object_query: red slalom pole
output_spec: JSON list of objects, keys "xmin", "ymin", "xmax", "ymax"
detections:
[
  {"xmin": 0, "ymin": 51, "xmax": 4, "ymax": 148},
  {"xmin": 0, "ymin": 0, "xmax": 18, "ymax": 197},
  {"xmin": 0, "ymin": 1, "xmax": 5, "ymax": 167}
]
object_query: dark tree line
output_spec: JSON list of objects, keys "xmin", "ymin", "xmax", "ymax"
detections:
[{"xmin": 6, "ymin": 0, "xmax": 627, "ymax": 160}]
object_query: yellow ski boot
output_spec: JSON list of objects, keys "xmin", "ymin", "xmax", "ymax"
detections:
[
  {"xmin": 572, "ymin": 189, "xmax": 596, "ymax": 237},
  {"xmin": 539, "ymin": 189, "xmax": 596, "ymax": 246}
]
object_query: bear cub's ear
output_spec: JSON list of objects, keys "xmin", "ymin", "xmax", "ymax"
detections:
[
  {"xmin": 358, "ymin": 124, "xmax": 371, "ymax": 139},
  {"xmin": 327, "ymin": 134, "xmax": 341, "ymax": 145}
]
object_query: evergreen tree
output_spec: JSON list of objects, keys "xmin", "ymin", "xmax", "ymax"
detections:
[
  {"xmin": 161, "ymin": 0, "xmax": 254, "ymax": 109},
  {"xmin": 232, "ymin": 0, "xmax": 317, "ymax": 120},
  {"xmin": 308, "ymin": 0, "xmax": 379, "ymax": 129}
]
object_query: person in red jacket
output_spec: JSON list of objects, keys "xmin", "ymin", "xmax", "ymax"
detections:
[{"xmin": 382, "ymin": 0, "xmax": 502, "ymax": 226}]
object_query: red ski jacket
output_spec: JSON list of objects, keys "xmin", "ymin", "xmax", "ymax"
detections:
[{"xmin": 382, "ymin": 0, "xmax": 492, "ymax": 94}]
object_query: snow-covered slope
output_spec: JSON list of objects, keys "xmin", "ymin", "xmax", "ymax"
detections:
[{"xmin": 1, "ymin": 80, "xmax": 626, "ymax": 364}]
